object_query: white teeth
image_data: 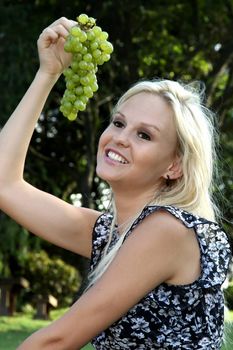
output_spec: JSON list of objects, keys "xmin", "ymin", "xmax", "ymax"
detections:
[{"xmin": 107, "ymin": 151, "xmax": 128, "ymax": 164}]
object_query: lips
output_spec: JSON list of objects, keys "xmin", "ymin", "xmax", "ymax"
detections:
[{"xmin": 105, "ymin": 149, "xmax": 129, "ymax": 164}]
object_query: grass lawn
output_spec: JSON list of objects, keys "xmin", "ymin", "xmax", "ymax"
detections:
[
  {"xmin": 0, "ymin": 308, "xmax": 93, "ymax": 350},
  {"xmin": 1, "ymin": 308, "xmax": 233, "ymax": 349}
]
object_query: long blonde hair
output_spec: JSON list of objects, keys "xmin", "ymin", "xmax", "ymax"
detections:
[{"xmin": 87, "ymin": 79, "xmax": 219, "ymax": 288}]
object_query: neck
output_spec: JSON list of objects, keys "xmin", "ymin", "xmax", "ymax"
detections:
[{"xmin": 112, "ymin": 188, "xmax": 155, "ymax": 229}]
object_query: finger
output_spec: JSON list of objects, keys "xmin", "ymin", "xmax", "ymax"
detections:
[
  {"xmin": 48, "ymin": 17, "xmax": 77, "ymax": 32},
  {"xmin": 48, "ymin": 24, "xmax": 70, "ymax": 40},
  {"xmin": 38, "ymin": 27, "xmax": 59, "ymax": 48},
  {"xmin": 38, "ymin": 24, "xmax": 70, "ymax": 48}
]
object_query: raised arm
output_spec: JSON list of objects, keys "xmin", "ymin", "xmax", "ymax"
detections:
[{"xmin": 0, "ymin": 17, "xmax": 100, "ymax": 258}]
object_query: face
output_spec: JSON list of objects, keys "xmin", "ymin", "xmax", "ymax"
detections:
[{"xmin": 96, "ymin": 92, "xmax": 180, "ymax": 197}]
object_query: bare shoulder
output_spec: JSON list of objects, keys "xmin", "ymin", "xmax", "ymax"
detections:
[
  {"xmin": 130, "ymin": 208, "xmax": 191, "ymax": 244},
  {"xmin": 127, "ymin": 208, "xmax": 200, "ymax": 285}
]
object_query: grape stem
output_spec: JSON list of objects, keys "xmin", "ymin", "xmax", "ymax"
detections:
[{"xmin": 77, "ymin": 20, "xmax": 96, "ymax": 31}]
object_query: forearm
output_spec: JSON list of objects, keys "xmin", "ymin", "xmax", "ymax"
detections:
[
  {"xmin": 0, "ymin": 69, "xmax": 60, "ymax": 185},
  {"xmin": 16, "ymin": 288, "xmax": 113, "ymax": 350},
  {"xmin": 16, "ymin": 326, "xmax": 64, "ymax": 350},
  {"xmin": 16, "ymin": 310, "xmax": 90, "ymax": 350}
]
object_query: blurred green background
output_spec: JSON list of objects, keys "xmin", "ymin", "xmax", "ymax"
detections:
[{"xmin": 0, "ymin": 0, "xmax": 233, "ymax": 348}]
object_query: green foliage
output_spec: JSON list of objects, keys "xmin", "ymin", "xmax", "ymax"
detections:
[
  {"xmin": 224, "ymin": 282, "xmax": 233, "ymax": 310},
  {"xmin": 22, "ymin": 250, "xmax": 81, "ymax": 307},
  {"xmin": 0, "ymin": 213, "xmax": 29, "ymax": 277}
]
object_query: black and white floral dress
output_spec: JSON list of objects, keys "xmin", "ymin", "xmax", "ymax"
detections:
[{"xmin": 90, "ymin": 205, "xmax": 232, "ymax": 349}]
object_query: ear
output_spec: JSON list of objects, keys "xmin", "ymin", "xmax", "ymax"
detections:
[{"xmin": 163, "ymin": 156, "xmax": 183, "ymax": 181}]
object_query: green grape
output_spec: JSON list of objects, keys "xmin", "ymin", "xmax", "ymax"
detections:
[
  {"xmin": 60, "ymin": 105, "xmax": 65, "ymax": 113},
  {"xmin": 84, "ymin": 86, "xmax": 93, "ymax": 98},
  {"xmin": 88, "ymin": 17, "xmax": 96, "ymax": 26},
  {"xmin": 75, "ymin": 86, "xmax": 84, "ymax": 95},
  {"xmin": 102, "ymin": 53, "xmax": 111, "ymax": 62},
  {"xmin": 70, "ymin": 26, "xmax": 82, "ymax": 37},
  {"xmin": 68, "ymin": 39, "xmax": 82, "ymax": 53},
  {"xmin": 63, "ymin": 68, "xmax": 73, "ymax": 78},
  {"xmin": 90, "ymin": 41, "xmax": 99, "ymax": 51},
  {"xmin": 78, "ymin": 14, "xmax": 89, "ymax": 25},
  {"xmin": 93, "ymin": 26, "xmax": 102, "ymax": 36},
  {"xmin": 83, "ymin": 53, "xmax": 92, "ymax": 62},
  {"xmin": 64, "ymin": 40, "xmax": 73, "ymax": 52},
  {"xmin": 96, "ymin": 57, "xmax": 105, "ymax": 65},
  {"xmin": 72, "ymin": 74, "xmax": 80, "ymax": 83},
  {"xmin": 74, "ymin": 100, "xmax": 86, "ymax": 111},
  {"xmin": 67, "ymin": 112, "xmax": 78, "ymax": 121},
  {"xmin": 60, "ymin": 13, "xmax": 114, "ymax": 121},
  {"xmin": 66, "ymin": 81, "xmax": 75, "ymax": 90},
  {"xmin": 92, "ymin": 49, "xmax": 101, "ymax": 59},
  {"xmin": 87, "ymin": 73, "xmax": 96, "ymax": 84},
  {"xmin": 79, "ymin": 60, "xmax": 89, "ymax": 70},
  {"xmin": 80, "ymin": 76, "xmax": 90, "ymax": 86},
  {"xmin": 87, "ymin": 30, "xmax": 96, "ymax": 41},
  {"xmin": 81, "ymin": 46, "xmax": 88, "ymax": 55},
  {"xmin": 90, "ymin": 82, "xmax": 98, "ymax": 92},
  {"xmin": 66, "ymin": 93, "xmax": 76, "ymax": 102},
  {"xmin": 100, "ymin": 41, "xmax": 114, "ymax": 54},
  {"xmin": 78, "ymin": 69, "xmax": 87, "ymax": 77},
  {"xmin": 99, "ymin": 31, "xmax": 109, "ymax": 41},
  {"xmin": 73, "ymin": 53, "xmax": 83, "ymax": 62},
  {"xmin": 79, "ymin": 30, "xmax": 88, "ymax": 43},
  {"xmin": 71, "ymin": 61, "xmax": 79, "ymax": 72},
  {"xmin": 79, "ymin": 95, "xmax": 89, "ymax": 104},
  {"xmin": 85, "ymin": 62, "xmax": 95, "ymax": 71},
  {"xmin": 63, "ymin": 101, "xmax": 72, "ymax": 112}
]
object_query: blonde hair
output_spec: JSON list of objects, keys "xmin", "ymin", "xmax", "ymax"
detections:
[{"xmin": 87, "ymin": 79, "xmax": 219, "ymax": 288}]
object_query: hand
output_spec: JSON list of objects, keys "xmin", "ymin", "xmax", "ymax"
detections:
[{"xmin": 37, "ymin": 17, "xmax": 77, "ymax": 77}]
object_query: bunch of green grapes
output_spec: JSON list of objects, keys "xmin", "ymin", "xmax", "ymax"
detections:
[{"xmin": 60, "ymin": 14, "xmax": 113, "ymax": 121}]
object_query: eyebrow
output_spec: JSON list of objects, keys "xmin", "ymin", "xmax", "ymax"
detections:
[{"xmin": 114, "ymin": 111, "xmax": 161, "ymax": 132}]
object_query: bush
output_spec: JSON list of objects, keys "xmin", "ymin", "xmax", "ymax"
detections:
[
  {"xmin": 224, "ymin": 282, "xmax": 233, "ymax": 310},
  {"xmin": 22, "ymin": 250, "xmax": 81, "ymax": 307}
]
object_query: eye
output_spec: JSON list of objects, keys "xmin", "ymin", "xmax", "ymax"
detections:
[
  {"xmin": 138, "ymin": 131, "xmax": 151, "ymax": 141},
  {"xmin": 112, "ymin": 120, "xmax": 124, "ymax": 128}
]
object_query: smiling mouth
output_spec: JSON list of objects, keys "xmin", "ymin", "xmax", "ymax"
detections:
[{"xmin": 106, "ymin": 150, "xmax": 129, "ymax": 164}]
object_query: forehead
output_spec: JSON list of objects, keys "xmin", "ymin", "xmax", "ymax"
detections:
[{"xmin": 117, "ymin": 92, "xmax": 174, "ymax": 129}]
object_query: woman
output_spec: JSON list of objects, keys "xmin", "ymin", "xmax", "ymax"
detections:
[{"xmin": 0, "ymin": 17, "xmax": 231, "ymax": 350}]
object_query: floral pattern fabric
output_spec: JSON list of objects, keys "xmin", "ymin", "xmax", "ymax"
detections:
[{"xmin": 90, "ymin": 205, "xmax": 232, "ymax": 349}]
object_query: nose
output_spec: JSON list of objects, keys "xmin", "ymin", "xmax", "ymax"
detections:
[{"xmin": 113, "ymin": 128, "xmax": 130, "ymax": 147}]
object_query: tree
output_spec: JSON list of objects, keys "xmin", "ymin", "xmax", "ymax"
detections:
[{"xmin": 23, "ymin": 250, "xmax": 82, "ymax": 307}]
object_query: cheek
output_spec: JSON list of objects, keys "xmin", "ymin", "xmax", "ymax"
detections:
[
  {"xmin": 98, "ymin": 132, "xmax": 107, "ymax": 152},
  {"xmin": 99, "ymin": 126, "xmax": 111, "ymax": 145},
  {"xmin": 138, "ymin": 150, "xmax": 171, "ymax": 174},
  {"xmin": 97, "ymin": 129, "xmax": 110, "ymax": 158}
]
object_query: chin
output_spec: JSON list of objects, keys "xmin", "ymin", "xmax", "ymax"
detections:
[
  {"xmin": 96, "ymin": 168, "xmax": 118, "ymax": 187},
  {"xmin": 96, "ymin": 165, "xmax": 109, "ymax": 182}
]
